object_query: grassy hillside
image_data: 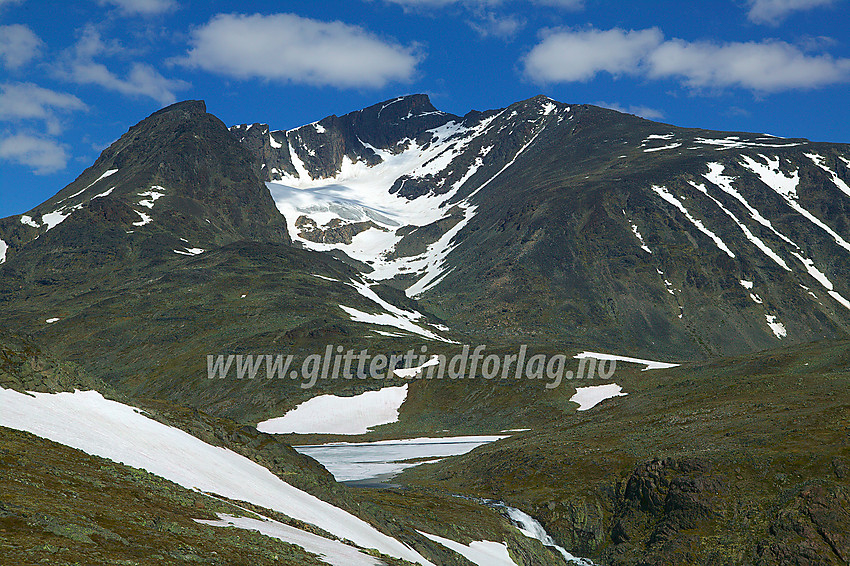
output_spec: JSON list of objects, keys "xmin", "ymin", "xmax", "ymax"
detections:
[{"xmin": 399, "ymin": 340, "xmax": 850, "ymax": 565}]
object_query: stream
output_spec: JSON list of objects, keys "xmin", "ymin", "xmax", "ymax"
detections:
[{"xmin": 295, "ymin": 437, "xmax": 595, "ymax": 565}]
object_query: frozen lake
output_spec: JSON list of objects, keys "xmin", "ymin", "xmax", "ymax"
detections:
[{"xmin": 295, "ymin": 435, "xmax": 506, "ymax": 483}]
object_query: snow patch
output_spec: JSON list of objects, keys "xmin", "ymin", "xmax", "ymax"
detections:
[
  {"xmin": 340, "ymin": 280, "xmax": 454, "ymax": 342},
  {"xmin": 694, "ymin": 137, "xmax": 803, "ymax": 150},
  {"xmin": 705, "ymin": 162, "xmax": 797, "ymax": 249},
  {"xmin": 651, "ymin": 185, "xmax": 735, "ymax": 258},
  {"xmin": 570, "ymin": 384, "xmax": 627, "ymax": 411},
  {"xmin": 643, "ymin": 143, "xmax": 681, "ymax": 152},
  {"xmin": 269, "ymin": 133, "xmax": 282, "ymax": 149},
  {"xmin": 138, "ymin": 187, "xmax": 166, "ymax": 209},
  {"xmin": 625, "ymin": 214, "xmax": 652, "ymax": 253},
  {"xmin": 741, "ymin": 155, "xmax": 850, "ymax": 253},
  {"xmin": 393, "ymin": 355, "xmax": 440, "ymax": 378},
  {"xmin": 41, "ymin": 210, "xmax": 69, "ymax": 231},
  {"xmin": 45, "ymin": 317, "xmax": 60, "ymax": 323},
  {"xmin": 828, "ymin": 290, "xmax": 850, "ymax": 310},
  {"xmin": 418, "ymin": 531, "xmax": 517, "ymax": 566},
  {"xmin": 740, "ymin": 279, "xmax": 753, "ymax": 289},
  {"xmin": 174, "ymin": 247, "xmax": 205, "ymax": 256},
  {"xmin": 20, "ymin": 215, "xmax": 39, "ymax": 228},
  {"xmin": 0, "ymin": 239, "xmax": 7, "ymax": 264},
  {"xmin": 197, "ymin": 514, "xmax": 382, "ymax": 566},
  {"xmin": 62, "ymin": 168, "xmax": 119, "ymax": 202},
  {"xmin": 789, "ymin": 252, "xmax": 850, "ymax": 311},
  {"xmin": 132, "ymin": 210, "xmax": 152, "ymax": 226},
  {"xmin": 574, "ymin": 351, "xmax": 679, "ymax": 371},
  {"xmin": 93, "ymin": 187, "xmax": 114, "ymax": 199},
  {"xmin": 340, "ymin": 305, "xmax": 448, "ymax": 342},
  {"xmin": 374, "ymin": 330, "xmax": 404, "ymax": 337},
  {"xmin": 0, "ymin": 389, "xmax": 432, "ymax": 565},
  {"xmin": 765, "ymin": 315, "xmax": 786, "ymax": 338},
  {"xmin": 257, "ymin": 385, "xmax": 409, "ymax": 435},
  {"xmin": 687, "ymin": 180, "xmax": 789, "ymax": 270},
  {"xmin": 805, "ymin": 153, "xmax": 850, "ymax": 199}
]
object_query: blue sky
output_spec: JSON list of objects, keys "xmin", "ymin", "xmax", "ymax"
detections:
[{"xmin": 1, "ymin": 0, "xmax": 849, "ymax": 218}]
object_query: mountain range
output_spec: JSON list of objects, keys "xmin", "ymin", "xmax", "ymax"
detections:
[{"xmin": 0, "ymin": 94, "xmax": 848, "ymax": 566}]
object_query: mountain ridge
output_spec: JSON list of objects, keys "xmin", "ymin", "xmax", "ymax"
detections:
[
  {"xmin": 230, "ymin": 93, "xmax": 850, "ymax": 358},
  {"xmin": 0, "ymin": 93, "xmax": 848, "ymax": 369}
]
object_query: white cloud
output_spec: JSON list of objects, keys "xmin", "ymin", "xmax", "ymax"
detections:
[
  {"xmin": 747, "ymin": 0, "xmax": 835, "ymax": 25},
  {"xmin": 98, "ymin": 0, "xmax": 177, "ymax": 15},
  {"xmin": 57, "ymin": 26, "xmax": 189, "ymax": 105},
  {"xmin": 67, "ymin": 60, "xmax": 189, "ymax": 105},
  {"xmin": 0, "ymin": 83, "xmax": 87, "ymax": 135},
  {"xmin": 383, "ymin": 0, "xmax": 461, "ymax": 6},
  {"xmin": 523, "ymin": 27, "xmax": 850, "ymax": 92},
  {"xmin": 531, "ymin": 0, "xmax": 583, "ymax": 8},
  {"xmin": 381, "ymin": 0, "xmax": 583, "ymax": 8},
  {"xmin": 524, "ymin": 28, "xmax": 662, "ymax": 82},
  {"xmin": 0, "ymin": 24, "xmax": 43, "ymax": 69},
  {"xmin": 178, "ymin": 13, "xmax": 421, "ymax": 89},
  {"xmin": 0, "ymin": 133, "xmax": 69, "ymax": 174},
  {"xmin": 597, "ymin": 101, "xmax": 664, "ymax": 120},
  {"xmin": 647, "ymin": 38, "xmax": 850, "ymax": 91},
  {"xmin": 468, "ymin": 12, "xmax": 526, "ymax": 39}
]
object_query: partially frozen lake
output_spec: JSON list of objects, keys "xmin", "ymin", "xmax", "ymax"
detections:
[{"xmin": 295, "ymin": 435, "xmax": 506, "ymax": 483}]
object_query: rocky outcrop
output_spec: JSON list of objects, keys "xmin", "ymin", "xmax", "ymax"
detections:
[
  {"xmin": 604, "ymin": 458, "xmax": 724, "ymax": 565},
  {"xmin": 231, "ymin": 94, "xmax": 457, "ymax": 183},
  {"xmin": 757, "ymin": 483, "xmax": 850, "ymax": 565}
]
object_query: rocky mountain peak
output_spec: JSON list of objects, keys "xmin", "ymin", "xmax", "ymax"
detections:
[{"xmin": 0, "ymin": 99, "xmax": 289, "ymax": 274}]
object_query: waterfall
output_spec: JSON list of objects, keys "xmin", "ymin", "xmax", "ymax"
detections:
[{"xmin": 482, "ymin": 500, "xmax": 595, "ymax": 565}]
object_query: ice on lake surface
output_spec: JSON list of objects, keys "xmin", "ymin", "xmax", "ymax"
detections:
[{"xmin": 295, "ymin": 435, "xmax": 505, "ymax": 483}]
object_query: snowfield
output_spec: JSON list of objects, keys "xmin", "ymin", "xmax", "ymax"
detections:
[
  {"xmin": 570, "ymin": 384, "xmax": 628, "ymax": 411},
  {"xmin": 197, "ymin": 514, "xmax": 383, "ymax": 566},
  {"xmin": 0, "ymin": 388, "xmax": 432, "ymax": 565},
  {"xmin": 257, "ymin": 385, "xmax": 409, "ymax": 435},
  {"xmin": 268, "ymin": 98, "xmax": 559, "ymax": 298}
]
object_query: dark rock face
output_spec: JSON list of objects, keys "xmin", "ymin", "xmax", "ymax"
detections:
[
  {"xmin": 607, "ymin": 458, "xmax": 723, "ymax": 564},
  {"xmin": 599, "ymin": 459, "xmax": 849, "ymax": 566},
  {"xmin": 231, "ymin": 94, "xmax": 457, "ymax": 182},
  {"xmin": 89, "ymin": 99, "xmax": 290, "ymax": 246},
  {"xmin": 295, "ymin": 217, "xmax": 387, "ymax": 244}
]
